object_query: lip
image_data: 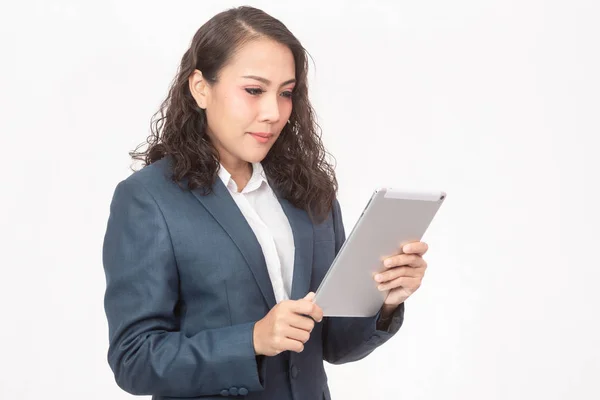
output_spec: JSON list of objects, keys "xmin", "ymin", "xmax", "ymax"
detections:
[
  {"xmin": 248, "ymin": 132, "xmax": 273, "ymax": 144},
  {"xmin": 248, "ymin": 132, "xmax": 272, "ymax": 138}
]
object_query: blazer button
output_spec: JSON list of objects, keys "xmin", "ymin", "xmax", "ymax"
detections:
[
  {"xmin": 229, "ymin": 387, "xmax": 239, "ymax": 396},
  {"xmin": 220, "ymin": 389, "xmax": 229, "ymax": 396},
  {"xmin": 290, "ymin": 364, "xmax": 299, "ymax": 379},
  {"xmin": 239, "ymin": 387, "xmax": 249, "ymax": 396}
]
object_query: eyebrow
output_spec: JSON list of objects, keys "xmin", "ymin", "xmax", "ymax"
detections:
[{"xmin": 242, "ymin": 75, "xmax": 296, "ymax": 87}]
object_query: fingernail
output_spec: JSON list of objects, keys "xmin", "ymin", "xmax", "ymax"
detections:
[
  {"xmin": 375, "ymin": 274, "xmax": 382, "ymax": 282},
  {"xmin": 384, "ymin": 260, "xmax": 392, "ymax": 267},
  {"xmin": 378, "ymin": 285, "xmax": 385, "ymax": 291}
]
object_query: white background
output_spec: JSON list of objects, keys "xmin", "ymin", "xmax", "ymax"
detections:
[{"xmin": 1, "ymin": 0, "xmax": 599, "ymax": 399}]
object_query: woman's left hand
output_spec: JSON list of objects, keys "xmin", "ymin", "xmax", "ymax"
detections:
[{"xmin": 374, "ymin": 241, "xmax": 429, "ymax": 308}]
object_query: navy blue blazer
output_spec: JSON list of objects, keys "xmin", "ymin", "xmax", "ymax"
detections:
[{"xmin": 102, "ymin": 158, "xmax": 404, "ymax": 400}]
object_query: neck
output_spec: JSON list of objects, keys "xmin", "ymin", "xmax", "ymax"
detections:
[{"xmin": 220, "ymin": 156, "xmax": 252, "ymax": 192}]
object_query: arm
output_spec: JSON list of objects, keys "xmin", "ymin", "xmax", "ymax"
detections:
[
  {"xmin": 102, "ymin": 178, "xmax": 265, "ymax": 397},
  {"xmin": 321, "ymin": 199, "xmax": 405, "ymax": 365}
]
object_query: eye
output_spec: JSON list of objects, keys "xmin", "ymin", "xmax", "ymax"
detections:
[
  {"xmin": 245, "ymin": 88, "xmax": 264, "ymax": 95},
  {"xmin": 281, "ymin": 90, "xmax": 294, "ymax": 99}
]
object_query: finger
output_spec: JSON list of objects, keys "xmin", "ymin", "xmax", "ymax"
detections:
[
  {"xmin": 285, "ymin": 326, "xmax": 312, "ymax": 344},
  {"xmin": 301, "ymin": 300, "xmax": 323, "ymax": 323},
  {"xmin": 377, "ymin": 276, "xmax": 421, "ymax": 292},
  {"xmin": 374, "ymin": 266, "xmax": 420, "ymax": 283},
  {"xmin": 280, "ymin": 337, "xmax": 305, "ymax": 353},
  {"xmin": 383, "ymin": 254, "xmax": 426, "ymax": 269},
  {"xmin": 291, "ymin": 299, "xmax": 323, "ymax": 323},
  {"xmin": 310, "ymin": 303, "xmax": 323, "ymax": 323},
  {"xmin": 403, "ymin": 241, "xmax": 429, "ymax": 256},
  {"xmin": 288, "ymin": 313, "xmax": 315, "ymax": 332},
  {"xmin": 291, "ymin": 299, "xmax": 316, "ymax": 315},
  {"xmin": 303, "ymin": 292, "xmax": 315, "ymax": 301}
]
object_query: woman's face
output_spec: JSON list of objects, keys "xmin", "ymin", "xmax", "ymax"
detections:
[{"xmin": 189, "ymin": 38, "xmax": 296, "ymax": 169}]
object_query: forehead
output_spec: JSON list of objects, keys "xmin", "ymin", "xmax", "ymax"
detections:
[{"xmin": 220, "ymin": 38, "xmax": 295, "ymax": 82}]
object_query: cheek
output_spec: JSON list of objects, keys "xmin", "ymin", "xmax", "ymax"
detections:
[
  {"xmin": 282, "ymin": 100, "xmax": 293, "ymax": 118},
  {"xmin": 278, "ymin": 100, "xmax": 293, "ymax": 127},
  {"xmin": 224, "ymin": 93, "xmax": 256, "ymax": 125},
  {"xmin": 209, "ymin": 91, "xmax": 254, "ymax": 133}
]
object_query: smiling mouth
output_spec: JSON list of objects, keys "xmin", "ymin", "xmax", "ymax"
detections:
[
  {"xmin": 248, "ymin": 132, "xmax": 272, "ymax": 143},
  {"xmin": 248, "ymin": 132, "xmax": 272, "ymax": 138}
]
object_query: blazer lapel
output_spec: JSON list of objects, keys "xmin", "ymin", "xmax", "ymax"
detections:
[
  {"xmin": 190, "ymin": 179, "xmax": 277, "ymax": 309},
  {"xmin": 277, "ymin": 196, "xmax": 314, "ymax": 301}
]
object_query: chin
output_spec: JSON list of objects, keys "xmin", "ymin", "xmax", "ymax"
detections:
[
  {"xmin": 244, "ymin": 153, "xmax": 269, "ymax": 164},
  {"xmin": 239, "ymin": 147, "xmax": 271, "ymax": 163},
  {"xmin": 240, "ymin": 137, "xmax": 277, "ymax": 163}
]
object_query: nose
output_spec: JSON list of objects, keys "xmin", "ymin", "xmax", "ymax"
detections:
[{"xmin": 258, "ymin": 93, "xmax": 281, "ymax": 124}]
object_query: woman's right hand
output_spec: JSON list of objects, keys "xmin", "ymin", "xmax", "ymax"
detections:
[{"xmin": 253, "ymin": 292, "xmax": 323, "ymax": 356}]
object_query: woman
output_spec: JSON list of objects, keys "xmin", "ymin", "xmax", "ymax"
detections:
[{"xmin": 102, "ymin": 6, "xmax": 429, "ymax": 400}]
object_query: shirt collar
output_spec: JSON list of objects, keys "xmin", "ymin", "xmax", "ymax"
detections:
[{"xmin": 217, "ymin": 162, "xmax": 267, "ymax": 193}]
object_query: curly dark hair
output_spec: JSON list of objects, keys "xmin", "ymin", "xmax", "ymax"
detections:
[{"xmin": 130, "ymin": 6, "xmax": 337, "ymax": 223}]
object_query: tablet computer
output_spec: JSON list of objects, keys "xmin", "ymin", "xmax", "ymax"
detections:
[{"xmin": 314, "ymin": 188, "xmax": 446, "ymax": 317}]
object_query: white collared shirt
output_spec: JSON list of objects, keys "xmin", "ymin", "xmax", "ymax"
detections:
[{"xmin": 217, "ymin": 162, "xmax": 295, "ymax": 304}]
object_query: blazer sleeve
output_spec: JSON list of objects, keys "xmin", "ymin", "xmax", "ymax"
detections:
[
  {"xmin": 102, "ymin": 178, "xmax": 265, "ymax": 397},
  {"xmin": 321, "ymin": 198, "xmax": 405, "ymax": 365}
]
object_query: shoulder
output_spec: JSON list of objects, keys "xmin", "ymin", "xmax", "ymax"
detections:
[
  {"xmin": 121, "ymin": 157, "xmax": 179, "ymax": 192},
  {"xmin": 126, "ymin": 157, "xmax": 172, "ymax": 185},
  {"xmin": 111, "ymin": 157, "xmax": 185, "ymax": 206}
]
